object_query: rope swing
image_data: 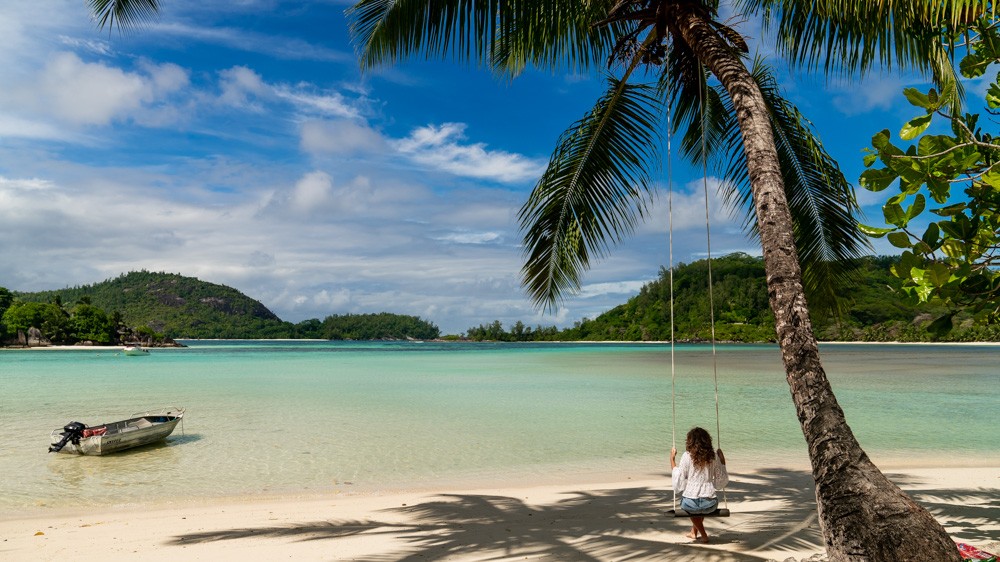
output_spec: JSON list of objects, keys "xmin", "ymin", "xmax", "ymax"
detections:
[{"xmin": 668, "ymin": 64, "xmax": 729, "ymax": 519}]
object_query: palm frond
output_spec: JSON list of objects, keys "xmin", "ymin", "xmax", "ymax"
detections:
[
  {"xmin": 738, "ymin": 0, "xmax": 972, "ymax": 84},
  {"xmin": 489, "ymin": 1, "xmax": 621, "ymax": 80},
  {"xmin": 347, "ymin": 0, "xmax": 619, "ymax": 77},
  {"xmin": 668, "ymin": 55, "xmax": 870, "ymax": 315},
  {"xmin": 88, "ymin": 0, "xmax": 159, "ymax": 35},
  {"xmin": 657, "ymin": 49, "xmax": 732, "ymax": 168},
  {"xmin": 730, "ymin": 57, "xmax": 871, "ymax": 315},
  {"xmin": 519, "ymin": 74, "xmax": 663, "ymax": 311}
]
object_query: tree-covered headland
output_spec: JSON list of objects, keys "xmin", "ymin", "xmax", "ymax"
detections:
[
  {"xmin": 464, "ymin": 253, "xmax": 999, "ymax": 343},
  {"xmin": 0, "ymin": 271, "xmax": 439, "ymax": 345}
]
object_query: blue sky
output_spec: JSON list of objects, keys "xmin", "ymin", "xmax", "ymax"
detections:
[{"xmin": 0, "ymin": 1, "xmax": 988, "ymax": 334}]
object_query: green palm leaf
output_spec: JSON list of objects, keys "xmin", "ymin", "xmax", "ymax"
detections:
[
  {"xmin": 702, "ymin": 57, "xmax": 871, "ymax": 314},
  {"xmin": 88, "ymin": 0, "xmax": 159, "ymax": 35},
  {"xmin": 519, "ymin": 74, "xmax": 662, "ymax": 311},
  {"xmin": 347, "ymin": 0, "xmax": 619, "ymax": 77},
  {"xmin": 739, "ymin": 0, "xmax": 972, "ymax": 94}
]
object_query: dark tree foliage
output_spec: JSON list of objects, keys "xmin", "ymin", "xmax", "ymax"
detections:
[
  {"xmin": 466, "ymin": 253, "xmax": 997, "ymax": 342},
  {"xmin": 321, "ymin": 312, "xmax": 439, "ymax": 340},
  {"xmin": 15, "ymin": 270, "xmax": 286, "ymax": 339}
]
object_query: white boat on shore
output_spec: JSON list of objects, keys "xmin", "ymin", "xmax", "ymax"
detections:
[
  {"xmin": 123, "ymin": 343, "xmax": 149, "ymax": 356},
  {"xmin": 48, "ymin": 407, "xmax": 185, "ymax": 455}
]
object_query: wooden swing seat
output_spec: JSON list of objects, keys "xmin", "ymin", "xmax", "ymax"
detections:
[{"xmin": 668, "ymin": 508, "xmax": 730, "ymax": 518}]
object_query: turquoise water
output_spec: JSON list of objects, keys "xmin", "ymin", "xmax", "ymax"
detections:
[{"xmin": 1, "ymin": 341, "xmax": 996, "ymax": 514}]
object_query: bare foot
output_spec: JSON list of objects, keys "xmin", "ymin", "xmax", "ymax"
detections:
[
  {"xmin": 685, "ymin": 530, "xmax": 698, "ymax": 540},
  {"xmin": 699, "ymin": 536, "xmax": 710, "ymax": 544}
]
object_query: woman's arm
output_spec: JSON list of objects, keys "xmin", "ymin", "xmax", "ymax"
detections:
[
  {"xmin": 671, "ymin": 452, "xmax": 689, "ymax": 494},
  {"xmin": 712, "ymin": 450, "xmax": 729, "ymax": 489}
]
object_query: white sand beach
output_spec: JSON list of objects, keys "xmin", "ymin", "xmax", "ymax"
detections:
[{"xmin": 3, "ymin": 467, "xmax": 997, "ymax": 561}]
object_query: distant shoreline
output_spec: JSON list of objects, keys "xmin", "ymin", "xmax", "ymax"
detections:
[{"xmin": 5, "ymin": 339, "xmax": 1000, "ymax": 350}]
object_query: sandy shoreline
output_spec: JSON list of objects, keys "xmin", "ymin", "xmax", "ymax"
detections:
[{"xmin": 4, "ymin": 466, "xmax": 996, "ymax": 561}]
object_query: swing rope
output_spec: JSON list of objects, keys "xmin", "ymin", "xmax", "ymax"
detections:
[
  {"xmin": 668, "ymin": 62, "xmax": 726, "ymax": 515},
  {"xmin": 667, "ymin": 64, "xmax": 677, "ymax": 513}
]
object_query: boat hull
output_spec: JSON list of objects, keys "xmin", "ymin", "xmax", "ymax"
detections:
[{"xmin": 50, "ymin": 410, "xmax": 183, "ymax": 456}]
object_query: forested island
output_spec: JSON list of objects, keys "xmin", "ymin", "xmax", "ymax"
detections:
[
  {"xmin": 462, "ymin": 253, "xmax": 1000, "ymax": 343},
  {"xmin": 2, "ymin": 255, "xmax": 997, "ymax": 346},
  {"xmin": 0, "ymin": 271, "xmax": 439, "ymax": 346}
]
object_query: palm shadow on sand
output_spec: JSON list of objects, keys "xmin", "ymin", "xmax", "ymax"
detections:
[{"xmin": 165, "ymin": 469, "xmax": 997, "ymax": 561}]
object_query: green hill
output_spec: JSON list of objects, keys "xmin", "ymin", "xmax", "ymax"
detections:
[
  {"xmin": 466, "ymin": 254, "xmax": 1000, "ymax": 342},
  {"xmin": 9, "ymin": 271, "xmax": 441, "ymax": 341},
  {"xmin": 15, "ymin": 270, "xmax": 287, "ymax": 339}
]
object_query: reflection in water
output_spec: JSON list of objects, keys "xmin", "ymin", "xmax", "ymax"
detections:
[{"xmin": 44, "ymin": 435, "xmax": 200, "ymax": 506}]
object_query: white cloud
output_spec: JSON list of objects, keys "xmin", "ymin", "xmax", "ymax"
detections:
[
  {"xmin": 0, "ymin": 113, "xmax": 80, "ymax": 141},
  {"xmin": 9, "ymin": 52, "xmax": 189, "ymax": 127},
  {"xmin": 300, "ymin": 120, "xmax": 386, "ymax": 154},
  {"xmin": 579, "ymin": 280, "xmax": 651, "ymax": 299},
  {"xmin": 639, "ymin": 177, "xmax": 742, "ymax": 234},
  {"xmin": 290, "ymin": 170, "xmax": 333, "ymax": 212},
  {"xmin": 434, "ymin": 231, "xmax": 503, "ymax": 245},
  {"xmin": 155, "ymin": 22, "xmax": 350, "ymax": 63},
  {"xmin": 218, "ymin": 65, "xmax": 271, "ymax": 110},
  {"xmin": 274, "ymin": 87, "xmax": 359, "ymax": 119},
  {"xmin": 829, "ymin": 74, "xmax": 909, "ymax": 116},
  {"xmin": 396, "ymin": 123, "xmax": 546, "ymax": 183},
  {"xmin": 218, "ymin": 65, "xmax": 362, "ymax": 119}
]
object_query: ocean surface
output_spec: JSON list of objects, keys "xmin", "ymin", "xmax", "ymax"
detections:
[{"xmin": 1, "ymin": 341, "xmax": 996, "ymax": 515}]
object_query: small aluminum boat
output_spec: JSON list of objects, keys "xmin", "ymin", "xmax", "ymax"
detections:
[{"xmin": 48, "ymin": 407, "xmax": 185, "ymax": 455}]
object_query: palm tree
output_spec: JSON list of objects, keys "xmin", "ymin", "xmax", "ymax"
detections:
[{"xmin": 347, "ymin": 1, "xmax": 977, "ymax": 560}]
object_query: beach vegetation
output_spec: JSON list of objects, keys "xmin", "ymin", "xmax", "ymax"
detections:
[
  {"xmin": 321, "ymin": 312, "xmax": 440, "ymax": 340},
  {"xmin": 346, "ymin": 0, "xmax": 982, "ymax": 558},
  {"xmin": 70, "ymin": 304, "xmax": 116, "ymax": 344},
  {"xmin": 5, "ymin": 273, "xmax": 439, "ymax": 342},
  {"xmin": 859, "ymin": 24, "xmax": 1000, "ymax": 336}
]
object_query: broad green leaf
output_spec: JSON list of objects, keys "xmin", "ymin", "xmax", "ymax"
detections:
[
  {"xmin": 906, "ymin": 193, "xmax": 926, "ymax": 220},
  {"xmin": 887, "ymin": 231, "xmax": 912, "ymax": 248},
  {"xmin": 883, "ymin": 202, "xmax": 907, "ymax": 227},
  {"xmin": 871, "ymin": 129, "xmax": 891, "ymax": 151},
  {"xmin": 922, "ymin": 222, "xmax": 940, "ymax": 247},
  {"xmin": 925, "ymin": 263, "xmax": 951, "ymax": 286},
  {"xmin": 863, "ymin": 153, "xmax": 878, "ymax": 167},
  {"xmin": 931, "ymin": 203, "xmax": 967, "ymax": 216},
  {"xmin": 859, "ymin": 168, "xmax": 897, "ymax": 192},
  {"xmin": 988, "ymin": 82, "xmax": 1000, "ymax": 109},
  {"xmin": 960, "ymin": 54, "xmax": 988, "ymax": 79},
  {"xmin": 982, "ymin": 166, "xmax": 1000, "ymax": 189},
  {"xmin": 940, "ymin": 220, "xmax": 965, "ymax": 240},
  {"xmin": 857, "ymin": 223, "xmax": 895, "ymax": 237},
  {"xmin": 914, "ymin": 283, "xmax": 934, "ymax": 301},
  {"xmin": 927, "ymin": 313, "xmax": 956, "ymax": 335},
  {"xmin": 900, "ymin": 114, "xmax": 933, "ymax": 140},
  {"xmin": 926, "ymin": 177, "xmax": 950, "ymax": 203},
  {"xmin": 903, "ymin": 87, "xmax": 933, "ymax": 108}
]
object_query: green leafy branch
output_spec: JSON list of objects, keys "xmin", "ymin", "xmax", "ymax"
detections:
[{"xmin": 859, "ymin": 66, "xmax": 1000, "ymax": 332}]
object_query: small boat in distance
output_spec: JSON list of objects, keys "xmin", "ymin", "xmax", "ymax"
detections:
[
  {"xmin": 123, "ymin": 343, "xmax": 149, "ymax": 356},
  {"xmin": 48, "ymin": 407, "xmax": 185, "ymax": 455}
]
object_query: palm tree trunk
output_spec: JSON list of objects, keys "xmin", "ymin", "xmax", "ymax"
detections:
[{"xmin": 673, "ymin": 8, "xmax": 961, "ymax": 562}]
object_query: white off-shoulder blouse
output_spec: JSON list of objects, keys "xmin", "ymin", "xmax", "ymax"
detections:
[{"xmin": 671, "ymin": 451, "xmax": 729, "ymax": 499}]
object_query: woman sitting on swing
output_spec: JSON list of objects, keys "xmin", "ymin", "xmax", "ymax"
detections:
[{"xmin": 671, "ymin": 426, "xmax": 728, "ymax": 543}]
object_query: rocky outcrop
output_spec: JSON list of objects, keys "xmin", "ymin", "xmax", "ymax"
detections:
[{"xmin": 26, "ymin": 327, "xmax": 51, "ymax": 347}]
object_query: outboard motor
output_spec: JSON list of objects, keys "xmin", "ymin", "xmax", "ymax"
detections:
[{"xmin": 48, "ymin": 421, "xmax": 87, "ymax": 453}]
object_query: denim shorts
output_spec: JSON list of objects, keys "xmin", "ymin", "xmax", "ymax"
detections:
[{"xmin": 680, "ymin": 496, "xmax": 718, "ymax": 514}]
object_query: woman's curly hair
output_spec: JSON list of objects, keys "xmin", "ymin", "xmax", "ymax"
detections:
[{"xmin": 686, "ymin": 427, "xmax": 715, "ymax": 468}]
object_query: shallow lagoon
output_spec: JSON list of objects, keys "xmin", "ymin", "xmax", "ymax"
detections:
[{"xmin": 2, "ymin": 341, "xmax": 996, "ymax": 514}]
